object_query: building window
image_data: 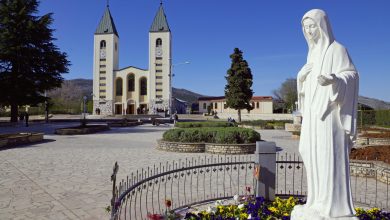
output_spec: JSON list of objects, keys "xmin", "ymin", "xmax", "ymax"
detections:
[
  {"xmin": 156, "ymin": 38, "xmax": 162, "ymax": 47},
  {"xmin": 156, "ymin": 95, "xmax": 163, "ymax": 99},
  {"xmin": 156, "ymin": 76, "xmax": 163, "ymax": 79},
  {"xmin": 99, "ymin": 83, "xmax": 106, "ymax": 86},
  {"xmin": 100, "ymin": 65, "xmax": 106, "ymax": 68},
  {"xmin": 156, "ymin": 57, "xmax": 162, "ymax": 60},
  {"xmin": 156, "ymin": 63, "xmax": 162, "ymax": 66},
  {"xmin": 210, "ymin": 102, "xmax": 213, "ymax": 109},
  {"xmin": 215, "ymin": 103, "xmax": 218, "ymax": 109},
  {"xmin": 116, "ymin": 78, "xmax": 123, "ymax": 96},
  {"xmin": 156, "ymin": 82, "xmax": 163, "ymax": 85},
  {"xmin": 224, "ymin": 104, "xmax": 227, "ymax": 109},
  {"xmin": 100, "ymin": 40, "xmax": 106, "ymax": 49},
  {"xmin": 128, "ymin": 74, "xmax": 135, "ymax": 92},
  {"xmin": 115, "ymin": 42, "xmax": 117, "ymax": 51},
  {"xmin": 156, "ymin": 70, "xmax": 162, "ymax": 72},
  {"xmin": 203, "ymin": 103, "xmax": 206, "ymax": 109},
  {"xmin": 252, "ymin": 102, "xmax": 255, "ymax": 108},
  {"xmin": 256, "ymin": 102, "xmax": 259, "ymax": 109},
  {"xmin": 140, "ymin": 78, "xmax": 147, "ymax": 95},
  {"xmin": 100, "ymin": 71, "xmax": 106, "ymax": 74},
  {"xmin": 100, "ymin": 77, "xmax": 106, "ymax": 80},
  {"xmin": 156, "ymin": 89, "xmax": 163, "ymax": 92},
  {"xmin": 100, "ymin": 96, "xmax": 106, "ymax": 99},
  {"xmin": 100, "ymin": 89, "xmax": 106, "ymax": 92}
]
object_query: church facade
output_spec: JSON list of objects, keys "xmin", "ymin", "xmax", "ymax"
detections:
[{"xmin": 93, "ymin": 4, "xmax": 172, "ymax": 115}]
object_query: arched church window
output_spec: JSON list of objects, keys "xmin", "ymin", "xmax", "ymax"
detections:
[
  {"xmin": 128, "ymin": 74, "xmax": 135, "ymax": 92},
  {"xmin": 100, "ymin": 40, "xmax": 106, "ymax": 49},
  {"xmin": 156, "ymin": 38, "xmax": 162, "ymax": 47},
  {"xmin": 140, "ymin": 78, "xmax": 147, "ymax": 96},
  {"xmin": 116, "ymin": 78, "xmax": 123, "ymax": 96}
]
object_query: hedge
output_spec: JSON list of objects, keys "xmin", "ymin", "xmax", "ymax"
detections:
[
  {"xmin": 163, "ymin": 127, "xmax": 261, "ymax": 144},
  {"xmin": 175, "ymin": 121, "xmax": 237, "ymax": 128},
  {"xmin": 240, "ymin": 120, "xmax": 292, "ymax": 129},
  {"xmin": 357, "ymin": 110, "xmax": 390, "ymax": 127}
]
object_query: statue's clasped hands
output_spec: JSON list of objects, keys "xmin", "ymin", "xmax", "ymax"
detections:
[{"xmin": 318, "ymin": 74, "xmax": 337, "ymax": 86}]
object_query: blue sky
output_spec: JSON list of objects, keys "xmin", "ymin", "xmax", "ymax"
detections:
[{"xmin": 38, "ymin": 0, "xmax": 390, "ymax": 102}]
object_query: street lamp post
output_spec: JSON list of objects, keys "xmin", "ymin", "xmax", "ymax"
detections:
[{"xmin": 169, "ymin": 61, "xmax": 190, "ymax": 118}]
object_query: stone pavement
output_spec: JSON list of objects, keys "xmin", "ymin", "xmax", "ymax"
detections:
[
  {"xmin": 0, "ymin": 124, "xmax": 386, "ymax": 219},
  {"xmin": 0, "ymin": 123, "xmax": 297, "ymax": 220}
]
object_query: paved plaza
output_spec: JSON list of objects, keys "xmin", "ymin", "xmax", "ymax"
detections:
[{"xmin": 0, "ymin": 122, "xmax": 299, "ymax": 220}]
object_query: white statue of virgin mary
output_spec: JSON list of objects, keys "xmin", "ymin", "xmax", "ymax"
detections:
[{"xmin": 291, "ymin": 9, "xmax": 359, "ymax": 220}]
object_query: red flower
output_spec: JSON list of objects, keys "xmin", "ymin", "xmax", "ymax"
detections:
[
  {"xmin": 147, "ymin": 213, "xmax": 163, "ymax": 220},
  {"xmin": 165, "ymin": 199, "xmax": 172, "ymax": 208}
]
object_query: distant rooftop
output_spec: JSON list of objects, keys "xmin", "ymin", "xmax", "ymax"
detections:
[{"xmin": 198, "ymin": 96, "xmax": 273, "ymax": 102}]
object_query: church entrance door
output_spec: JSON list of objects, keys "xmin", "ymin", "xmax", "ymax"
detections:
[
  {"xmin": 115, "ymin": 104, "xmax": 122, "ymax": 115},
  {"xmin": 127, "ymin": 104, "xmax": 135, "ymax": 115}
]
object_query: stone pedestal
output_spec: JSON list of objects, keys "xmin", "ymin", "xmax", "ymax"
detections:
[{"xmin": 254, "ymin": 141, "xmax": 276, "ymax": 201}]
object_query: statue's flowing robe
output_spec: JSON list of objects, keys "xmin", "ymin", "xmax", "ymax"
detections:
[{"xmin": 297, "ymin": 9, "xmax": 359, "ymax": 219}]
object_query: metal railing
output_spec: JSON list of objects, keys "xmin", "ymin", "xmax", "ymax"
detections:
[
  {"xmin": 110, "ymin": 155, "xmax": 256, "ymax": 220},
  {"xmin": 110, "ymin": 152, "xmax": 389, "ymax": 219}
]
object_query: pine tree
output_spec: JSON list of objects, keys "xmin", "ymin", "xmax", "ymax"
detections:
[
  {"xmin": 0, "ymin": 0, "xmax": 70, "ymax": 122},
  {"xmin": 224, "ymin": 48, "xmax": 253, "ymax": 122}
]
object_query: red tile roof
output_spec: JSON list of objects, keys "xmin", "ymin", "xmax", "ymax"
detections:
[{"xmin": 198, "ymin": 96, "xmax": 272, "ymax": 102}]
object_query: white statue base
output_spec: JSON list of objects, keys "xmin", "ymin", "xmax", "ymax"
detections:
[{"xmin": 291, "ymin": 205, "xmax": 359, "ymax": 220}]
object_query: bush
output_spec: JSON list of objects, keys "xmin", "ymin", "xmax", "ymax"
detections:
[
  {"xmin": 175, "ymin": 121, "xmax": 236, "ymax": 128},
  {"xmin": 163, "ymin": 127, "xmax": 260, "ymax": 144},
  {"xmin": 240, "ymin": 120, "xmax": 292, "ymax": 129}
]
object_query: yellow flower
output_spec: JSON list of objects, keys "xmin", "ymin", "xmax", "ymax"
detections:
[
  {"xmin": 239, "ymin": 212, "xmax": 248, "ymax": 220},
  {"xmin": 283, "ymin": 212, "xmax": 290, "ymax": 216},
  {"xmin": 268, "ymin": 206, "xmax": 278, "ymax": 213}
]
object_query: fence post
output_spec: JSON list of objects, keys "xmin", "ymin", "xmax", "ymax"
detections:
[
  {"xmin": 111, "ymin": 162, "xmax": 119, "ymax": 220},
  {"xmin": 255, "ymin": 141, "xmax": 276, "ymax": 201}
]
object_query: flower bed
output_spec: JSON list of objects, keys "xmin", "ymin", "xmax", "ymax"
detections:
[
  {"xmin": 147, "ymin": 195, "xmax": 390, "ymax": 220},
  {"xmin": 162, "ymin": 127, "xmax": 260, "ymax": 144}
]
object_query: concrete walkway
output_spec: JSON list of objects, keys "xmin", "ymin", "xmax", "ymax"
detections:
[{"xmin": 2, "ymin": 124, "xmax": 383, "ymax": 219}]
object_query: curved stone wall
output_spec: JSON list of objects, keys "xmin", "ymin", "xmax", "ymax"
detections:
[
  {"xmin": 0, "ymin": 133, "xmax": 44, "ymax": 148},
  {"xmin": 205, "ymin": 143, "xmax": 256, "ymax": 154},
  {"xmin": 157, "ymin": 140, "xmax": 205, "ymax": 153},
  {"xmin": 357, "ymin": 137, "xmax": 390, "ymax": 146},
  {"xmin": 55, "ymin": 125, "xmax": 109, "ymax": 135}
]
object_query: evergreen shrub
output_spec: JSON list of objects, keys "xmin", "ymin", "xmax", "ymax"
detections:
[
  {"xmin": 175, "ymin": 121, "xmax": 236, "ymax": 128},
  {"xmin": 163, "ymin": 127, "xmax": 260, "ymax": 144}
]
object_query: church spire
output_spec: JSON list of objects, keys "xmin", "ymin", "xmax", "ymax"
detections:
[
  {"xmin": 95, "ymin": 6, "xmax": 119, "ymax": 36},
  {"xmin": 149, "ymin": 3, "xmax": 170, "ymax": 32}
]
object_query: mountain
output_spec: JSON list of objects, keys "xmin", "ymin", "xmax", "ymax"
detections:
[
  {"xmin": 172, "ymin": 87, "xmax": 205, "ymax": 104},
  {"xmin": 47, "ymin": 79, "xmax": 389, "ymax": 110},
  {"xmin": 358, "ymin": 96, "xmax": 390, "ymax": 110},
  {"xmin": 47, "ymin": 79, "xmax": 205, "ymax": 105}
]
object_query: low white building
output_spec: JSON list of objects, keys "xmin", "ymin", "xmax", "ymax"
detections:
[{"xmin": 198, "ymin": 96, "xmax": 273, "ymax": 115}]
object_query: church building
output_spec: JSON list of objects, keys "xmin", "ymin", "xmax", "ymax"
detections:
[{"xmin": 93, "ymin": 3, "xmax": 172, "ymax": 115}]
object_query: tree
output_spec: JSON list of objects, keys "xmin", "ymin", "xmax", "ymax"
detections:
[
  {"xmin": 0, "ymin": 0, "xmax": 70, "ymax": 122},
  {"xmin": 272, "ymin": 78, "xmax": 297, "ymax": 113},
  {"xmin": 224, "ymin": 48, "xmax": 253, "ymax": 122}
]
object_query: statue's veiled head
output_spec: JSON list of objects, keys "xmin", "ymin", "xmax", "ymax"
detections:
[{"xmin": 302, "ymin": 9, "xmax": 335, "ymax": 47}]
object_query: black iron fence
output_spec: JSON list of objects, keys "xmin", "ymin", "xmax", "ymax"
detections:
[
  {"xmin": 110, "ymin": 147, "xmax": 389, "ymax": 220},
  {"xmin": 110, "ymin": 155, "xmax": 256, "ymax": 220}
]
